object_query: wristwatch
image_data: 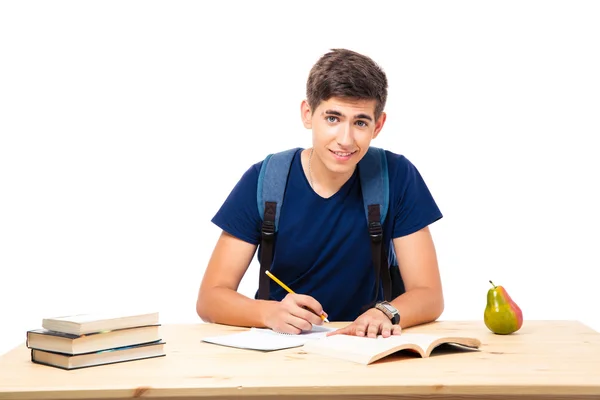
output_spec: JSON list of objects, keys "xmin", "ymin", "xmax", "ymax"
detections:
[{"xmin": 375, "ymin": 301, "xmax": 400, "ymax": 325}]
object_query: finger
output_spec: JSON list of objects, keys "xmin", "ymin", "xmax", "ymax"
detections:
[
  {"xmin": 392, "ymin": 325, "xmax": 402, "ymax": 335},
  {"xmin": 300, "ymin": 304, "xmax": 326, "ymax": 323},
  {"xmin": 326, "ymin": 323, "xmax": 352, "ymax": 336},
  {"xmin": 292, "ymin": 306, "xmax": 323, "ymax": 326},
  {"xmin": 273, "ymin": 323, "xmax": 302, "ymax": 335},
  {"xmin": 300, "ymin": 306, "xmax": 325, "ymax": 325},
  {"xmin": 380, "ymin": 323, "xmax": 392, "ymax": 338},
  {"xmin": 366, "ymin": 321, "xmax": 380, "ymax": 338},
  {"xmin": 354, "ymin": 319, "xmax": 369, "ymax": 337},
  {"xmin": 285, "ymin": 313, "xmax": 314, "ymax": 332},
  {"xmin": 293, "ymin": 294, "xmax": 325, "ymax": 317},
  {"xmin": 327, "ymin": 322, "xmax": 356, "ymax": 336},
  {"xmin": 282, "ymin": 298, "xmax": 322, "ymax": 326}
]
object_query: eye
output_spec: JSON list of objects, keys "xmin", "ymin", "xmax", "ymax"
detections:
[
  {"xmin": 356, "ymin": 120, "xmax": 368, "ymax": 127},
  {"xmin": 326, "ymin": 116, "xmax": 338, "ymax": 123}
]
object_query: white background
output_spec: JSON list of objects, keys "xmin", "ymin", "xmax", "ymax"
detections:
[{"xmin": 1, "ymin": 1, "xmax": 599, "ymax": 356}]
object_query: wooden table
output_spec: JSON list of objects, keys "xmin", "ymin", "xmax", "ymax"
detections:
[{"xmin": 1, "ymin": 320, "xmax": 599, "ymax": 399}]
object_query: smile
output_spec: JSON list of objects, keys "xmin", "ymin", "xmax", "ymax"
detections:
[{"xmin": 329, "ymin": 149, "xmax": 357, "ymax": 160}]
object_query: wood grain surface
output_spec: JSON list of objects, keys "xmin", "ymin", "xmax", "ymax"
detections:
[{"xmin": 1, "ymin": 320, "xmax": 599, "ymax": 400}]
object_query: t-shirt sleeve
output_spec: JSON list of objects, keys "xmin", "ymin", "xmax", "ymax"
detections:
[
  {"xmin": 391, "ymin": 154, "xmax": 443, "ymax": 238},
  {"xmin": 211, "ymin": 162, "xmax": 263, "ymax": 245}
]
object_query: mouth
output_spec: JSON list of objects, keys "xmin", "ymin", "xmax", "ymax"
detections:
[{"xmin": 329, "ymin": 149, "xmax": 358, "ymax": 161}]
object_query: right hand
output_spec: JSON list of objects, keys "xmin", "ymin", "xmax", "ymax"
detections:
[{"xmin": 262, "ymin": 293, "xmax": 328, "ymax": 334}]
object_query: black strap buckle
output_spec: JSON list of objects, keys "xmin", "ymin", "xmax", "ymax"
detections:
[
  {"xmin": 261, "ymin": 220, "xmax": 275, "ymax": 238},
  {"xmin": 368, "ymin": 221, "xmax": 383, "ymax": 243}
]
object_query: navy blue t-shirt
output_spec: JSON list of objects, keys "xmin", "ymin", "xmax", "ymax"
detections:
[{"xmin": 211, "ymin": 148, "xmax": 442, "ymax": 321}]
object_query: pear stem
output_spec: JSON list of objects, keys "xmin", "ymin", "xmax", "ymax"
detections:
[{"xmin": 489, "ymin": 280, "xmax": 496, "ymax": 288}]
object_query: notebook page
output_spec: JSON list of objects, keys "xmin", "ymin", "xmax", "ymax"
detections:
[{"xmin": 202, "ymin": 325, "xmax": 337, "ymax": 351}]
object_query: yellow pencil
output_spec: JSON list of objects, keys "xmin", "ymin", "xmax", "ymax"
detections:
[{"xmin": 265, "ymin": 270, "xmax": 329, "ymax": 323}]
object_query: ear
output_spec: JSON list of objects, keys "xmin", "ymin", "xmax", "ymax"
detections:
[
  {"xmin": 300, "ymin": 100, "xmax": 312, "ymax": 129},
  {"xmin": 371, "ymin": 111, "xmax": 387, "ymax": 139}
]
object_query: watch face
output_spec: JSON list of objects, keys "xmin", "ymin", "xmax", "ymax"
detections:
[
  {"xmin": 377, "ymin": 302, "xmax": 399, "ymax": 325},
  {"xmin": 382, "ymin": 303, "xmax": 396, "ymax": 314}
]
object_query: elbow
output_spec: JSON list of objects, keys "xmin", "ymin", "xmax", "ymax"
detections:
[
  {"xmin": 419, "ymin": 286, "xmax": 444, "ymax": 323},
  {"xmin": 196, "ymin": 290, "xmax": 215, "ymax": 323},
  {"xmin": 431, "ymin": 289, "xmax": 445, "ymax": 321}
]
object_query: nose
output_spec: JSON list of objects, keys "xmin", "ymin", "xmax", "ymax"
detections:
[{"xmin": 336, "ymin": 122, "xmax": 354, "ymax": 147}]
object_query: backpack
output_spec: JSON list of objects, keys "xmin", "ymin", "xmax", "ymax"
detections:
[{"xmin": 255, "ymin": 146, "xmax": 405, "ymax": 307}]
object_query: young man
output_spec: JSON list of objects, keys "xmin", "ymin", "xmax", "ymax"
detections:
[{"xmin": 196, "ymin": 49, "xmax": 444, "ymax": 338}]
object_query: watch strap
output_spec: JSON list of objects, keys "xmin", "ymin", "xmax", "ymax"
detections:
[{"xmin": 375, "ymin": 301, "xmax": 400, "ymax": 325}]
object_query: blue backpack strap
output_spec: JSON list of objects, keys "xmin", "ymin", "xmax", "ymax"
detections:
[
  {"xmin": 358, "ymin": 146, "xmax": 389, "ymax": 225},
  {"xmin": 358, "ymin": 146, "xmax": 393, "ymax": 303},
  {"xmin": 256, "ymin": 147, "xmax": 300, "ymax": 300},
  {"xmin": 257, "ymin": 147, "xmax": 300, "ymax": 230}
]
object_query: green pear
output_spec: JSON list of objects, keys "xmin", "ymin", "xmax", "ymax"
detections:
[{"xmin": 484, "ymin": 280, "xmax": 523, "ymax": 334}]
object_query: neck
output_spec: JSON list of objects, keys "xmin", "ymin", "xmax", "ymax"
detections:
[{"xmin": 306, "ymin": 148, "xmax": 355, "ymax": 198}]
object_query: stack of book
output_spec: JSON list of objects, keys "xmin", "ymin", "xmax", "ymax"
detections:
[{"xmin": 25, "ymin": 311, "xmax": 166, "ymax": 370}]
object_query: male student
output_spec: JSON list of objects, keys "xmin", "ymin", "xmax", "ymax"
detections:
[{"xmin": 196, "ymin": 48, "xmax": 444, "ymax": 339}]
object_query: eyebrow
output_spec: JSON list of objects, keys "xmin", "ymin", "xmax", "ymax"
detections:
[{"xmin": 323, "ymin": 109, "xmax": 373, "ymax": 122}]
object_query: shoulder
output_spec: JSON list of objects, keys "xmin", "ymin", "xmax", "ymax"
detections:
[
  {"xmin": 224, "ymin": 159, "xmax": 263, "ymax": 198},
  {"xmin": 379, "ymin": 148, "xmax": 420, "ymax": 180},
  {"xmin": 229, "ymin": 147, "xmax": 303, "ymax": 194},
  {"xmin": 358, "ymin": 147, "xmax": 424, "ymax": 197},
  {"xmin": 211, "ymin": 151, "xmax": 296, "ymax": 246},
  {"xmin": 242, "ymin": 159, "xmax": 263, "ymax": 182},
  {"xmin": 377, "ymin": 147, "xmax": 440, "ymax": 204},
  {"xmin": 378, "ymin": 148, "xmax": 443, "ymax": 236},
  {"xmin": 259, "ymin": 147, "xmax": 303, "ymax": 172}
]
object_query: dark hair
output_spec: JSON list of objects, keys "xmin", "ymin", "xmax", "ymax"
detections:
[{"xmin": 306, "ymin": 48, "xmax": 388, "ymax": 120}]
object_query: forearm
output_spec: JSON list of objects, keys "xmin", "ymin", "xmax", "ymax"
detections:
[
  {"xmin": 390, "ymin": 287, "xmax": 444, "ymax": 328},
  {"xmin": 196, "ymin": 286, "xmax": 273, "ymax": 328}
]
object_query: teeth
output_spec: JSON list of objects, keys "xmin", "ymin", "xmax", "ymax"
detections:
[{"xmin": 333, "ymin": 151, "xmax": 352, "ymax": 156}]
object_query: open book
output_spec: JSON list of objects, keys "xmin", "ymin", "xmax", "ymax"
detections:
[
  {"xmin": 202, "ymin": 325, "xmax": 337, "ymax": 351},
  {"xmin": 302, "ymin": 332, "xmax": 481, "ymax": 365}
]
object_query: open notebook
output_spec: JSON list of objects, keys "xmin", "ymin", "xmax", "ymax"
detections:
[{"xmin": 201, "ymin": 324, "xmax": 337, "ymax": 351}]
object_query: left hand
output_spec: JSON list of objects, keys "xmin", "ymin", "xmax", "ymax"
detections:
[{"xmin": 326, "ymin": 308, "xmax": 402, "ymax": 338}]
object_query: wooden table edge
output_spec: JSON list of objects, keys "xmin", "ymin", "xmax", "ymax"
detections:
[{"xmin": 2, "ymin": 384, "xmax": 600, "ymax": 400}]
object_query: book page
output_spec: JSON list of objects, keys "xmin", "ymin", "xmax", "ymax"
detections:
[
  {"xmin": 307, "ymin": 333, "xmax": 438, "ymax": 352},
  {"xmin": 43, "ymin": 311, "xmax": 158, "ymax": 324},
  {"xmin": 393, "ymin": 333, "xmax": 440, "ymax": 352},
  {"xmin": 303, "ymin": 333, "xmax": 481, "ymax": 364},
  {"xmin": 201, "ymin": 325, "xmax": 337, "ymax": 351},
  {"xmin": 302, "ymin": 333, "xmax": 442, "ymax": 364}
]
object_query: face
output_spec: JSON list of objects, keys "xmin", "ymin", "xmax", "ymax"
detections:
[{"xmin": 300, "ymin": 96, "xmax": 386, "ymax": 177}]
